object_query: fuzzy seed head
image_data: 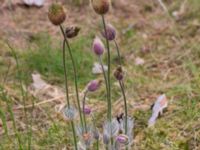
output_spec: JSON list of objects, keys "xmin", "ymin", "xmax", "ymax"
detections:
[
  {"xmin": 103, "ymin": 119, "xmax": 119, "ymax": 137},
  {"xmin": 91, "ymin": 0, "xmax": 110, "ymax": 15},
  {"xmin": 62, "ymin": 106, "xmax": 77, "ymax": 121},
  {"xmin": 48, "ymin": 3, "xmax": 66, "ymax": 26}
]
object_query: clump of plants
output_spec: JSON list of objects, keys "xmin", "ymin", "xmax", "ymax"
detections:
[{"xmin": 48, "ymin": 0, "xmax": 134, "ymax": 149}]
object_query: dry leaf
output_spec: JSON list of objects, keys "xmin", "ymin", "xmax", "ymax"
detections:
[
  {"xmin": 148, "ymin": 94, "xmax": 168, "ymax": 127},
  {"xmin": 23, "ymin": 0, "xmax": 34, "ymax": 5},
  {"xmin": 33, "ymin": 0, "xmax": 44, "ymax": 7},
  {"xmin": 23, "ymin": 0, "xmax": 44, "ymax": 7},
  {"xmin": 135, "ymin": 57, "xmax": 145, "ymax": 66},
  {"xmin": 31, "ymin": 73, "xmax": 47, "ymax": 90}
]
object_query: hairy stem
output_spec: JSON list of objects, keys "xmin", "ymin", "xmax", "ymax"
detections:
[
  {"xmin": 60, "ymin": 25, "xmax": 84, "ymax": 128},
  {"xmin": 119, "ymin": 81, "xmax": 128, "ymax": 134},
  {"xmin": 62, "ymin": 40, "xmax": 70, "ymax": 106},
  {"xmin": 71, "ymin": 121, "xmax": 78, "ymax": 150},
  {"xmin": 98, "ymin": 56, "xmax": 109, "ymax": 115},
  {"xmin": 62, "ymin": 40, "xmax": 78, "ymax": 150},
  {"xmin": 96, "ymin": 139, "xmax": 99, "ymax": 150},
  {"xmin": 82, "ymin": 90, "xmax": 88, "ymax": 132},
  {"xmin": 101, "ymin": 15, "xmax": 112, "ymax": 122},
  {"xmin": 114, "ymin": 39, "xmax": 122, "ymax": 66}
]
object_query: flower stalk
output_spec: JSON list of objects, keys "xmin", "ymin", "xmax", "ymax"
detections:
[
  {"xmin": 82, "ymin": 90, "xmax": 88, "ymax": 132},
  {"xmin": 98, "ymin": 56, "xmax": 109, "ymax": 110},
  {"xmin": 62, "ymin": 40, "xmax": 78, "ymax": 150},
  {"xmin": 113, "ymin": 38, "xmax": 128, "ymax": 135},
  {"xmin": 119, "ymin": 80, "xmax": 128, "ymax": 134},
  {"xmin": 60, "ymin": 25, "xmax": 84, "ymax": 129},
  {"xmin": 114, "ymin": 39, "xmax": 122, "ymax": 66},
  {"xmin": 101, "ymin": 15, "xmax": 112, "ymax": 122}
]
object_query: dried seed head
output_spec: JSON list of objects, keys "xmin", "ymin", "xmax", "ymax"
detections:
[
  {"xmin": 91, "ymin": 0, "xmax": 110, "ymax": 15},
  {"xmin": 114, "ymin": 66, "xmax": 124, "ymax": 81},
  {"xmin": 102, "ymin": 24, "xmax": 116, "ymax": 41},
  {"xmin": 48, "ymin": 3, "xmax": 66, "ymax": 26},
  {"xmin": 116, "ymin": 134, "xmax": 129, "ymax": 145},
  {"xmin": 92, "ymin": 37, "xmax": 105, "ymax": 56},
  {"xmin": 65, "ymin": 26, "xmax": 80, "ymax": 38},
  {"xmin": 103, "ymin": 119, "xmax": 119, "ymax": 137},
  {"xmin": 62, "ymin": 106, "xmax": 77, "ymax": 121},
  {"xmin": 87, "ymin": 79, "xmax": 102, "ymax": 92}
]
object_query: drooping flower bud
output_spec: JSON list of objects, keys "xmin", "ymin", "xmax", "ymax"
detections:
[
  {"xmin": 114, "ymin": 66, "xmax": 124, "ymax": 81},
  {"xmin": 65, "ymin": 26, "xmax": 80, "ymax": 38},
  {"xmin": 91, "ymin": 0, "xmax": 110, "ymax": 15},
  {"xmin": 102, "ymin": 24, "xmax": 116, "ymax": 41},
  {"xmin": 92, "ymin": 37, "xmax": 105, "ymax": 56},
  {"xmin": 83, "ymin": 106, "xmax": 92, "ymax": 115},
  {"xmin": 87, "ymin": 79, "xmax": 102, "ymax": 92},
  {"xmin": 116, "ymin": 134, "xmax": 129, "ymax": 145},
  {"xmin": 48, "ymin": 3, "xmax": 66, "ymax": 26},
  {"xmin": 62, "ymin": 106, "xmax": 77, "ymax": 121}
]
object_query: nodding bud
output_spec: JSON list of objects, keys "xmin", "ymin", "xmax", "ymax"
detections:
[
  {"xmin": 116, "ymin": 134, "xmax": 129, "ymax": 145},
  {"xmin": 48, "ymin": 3, "xmax": 66, "ymax": 26},
  {"xmin": 102, "ymin": 24, "xmax": 116, "ymax": 41},
  {"xmin": 114, "ymin": 66, "xmax": 124, "ymax": 81},
  {"xmin": 91, "ymin": 0, "xmax": 110, "ymax": 15},
  {"xmin": 92, "ymin": 37, "xmax": 104, "ymax": 56},
  {"xmin": 87, "ymin": 79, "xmax": 102, "ymax": 92},
  {"xmin": 83, "ymin": 106, "xmax": 92, "ymax": 115},
  {"xmin": 62, "ymin": 106, "xmax": 77, "ymax": 121},
  {"xmin": 65, "ymin": 26, "xmax": 80, "ymax": 38}
]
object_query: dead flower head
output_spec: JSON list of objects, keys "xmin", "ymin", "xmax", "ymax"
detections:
[
  {"xmin": 48, "ymin": 3, "xmax": 66, "ymax": 26},
  {"xmin": 65, "ymin": 26, "xmax": 80, "ymax": 38}
]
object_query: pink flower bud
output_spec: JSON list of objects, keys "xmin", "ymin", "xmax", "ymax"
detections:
[
  {"xmin": 83, "ymin": 106, "xmax": 92, "ymax": 115},
  {"xmin": 102, "ymin": 24, "xmax": 116, "ymax": 41},
  {"xmin": 116, "ymin": 134, "xmax": 129, "ymax": 145},
  {"xmin": 92, "ymin": 37, "xmax": 104, "ymax": 56},
  {"xmin": 87, "ymin": 79, "xmax": 102, "ymax": 92}
]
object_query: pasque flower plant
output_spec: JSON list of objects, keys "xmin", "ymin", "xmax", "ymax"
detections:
[{"xmin": 48, "ymin": 0, "xmax": 134, "ymax": 149}]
